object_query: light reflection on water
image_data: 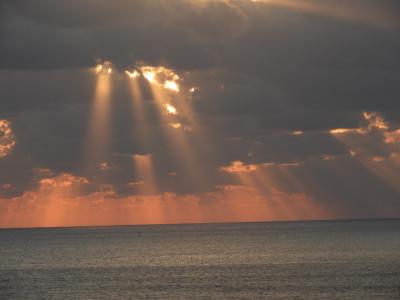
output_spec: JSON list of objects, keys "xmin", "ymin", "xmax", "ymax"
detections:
[{"xmin": 0, "ymin": 219, "xmax": 399, "ymax": 299}]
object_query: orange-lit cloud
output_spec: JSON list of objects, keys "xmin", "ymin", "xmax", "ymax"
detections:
[
  {"xmin": 330, "ymin": 111, "xmax": 392, "ymax": 136},
  {"xmin": 125, "ymin": 70, "xmax": 140, "ymax": 78},
  {"xmin": 0, "ymin": 119, "xmax": 16, "ymax": 158},
  {"xmin": 189, "ymin": 87, "xmax": 199, "ymax": 93},
  {"xmin": 221, "ymin": 160, "xmax": 300, "ymax": 174},
  {"xmin": 165, "ymin": 103, "xmax": 178, "ymax": 115},
  {"xmin": 329, "ymin": 128, "xmax": 366, "ymax": 135},
  {"xmin": 329, "ymin": 112, "xmax": 399, "ymax": 159},
  {"xmin": 0, "ymin": 172, "xmax": 335, "ymax": 229},
  {"xmin": 329, "ymin": 111, "xmax": 400, "ymax": 198},
  {"xmin": 169, "ymin": 122, "xmax": 192, "ymax": 132},
  {"xmin": 170, "ymin": 122, "xmax": 182, "ymax": 129},
  {"xmin": 292, "ymin": 130, "xmax": 303, "ymax": 136},
  {"xmin": 384, "ymin": 129, "xmax": 400, "ymax": 144},
  {"xmin": 221, "ymin": 161, "xmax": 258, "ymax": 173},
  {"xmin": 94, "ymin": 61, "xmax": 114, "ymax": 75},
  {"xmin": 140, "ymin": 66, "xmax": 181, "ymax": 92},
  {"xmin": 363, "ymin": 112, "xmax": 389, "ymax": 130}
]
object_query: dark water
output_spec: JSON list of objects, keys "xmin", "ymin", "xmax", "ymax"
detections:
[{"xmin": 0, "ymin": 219, "xmax": 399, "ymax": 299}]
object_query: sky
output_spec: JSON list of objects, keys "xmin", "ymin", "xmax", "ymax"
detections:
[{"xmin": 0, "ymin": 0, "xmax": 400, "ymax": 228}]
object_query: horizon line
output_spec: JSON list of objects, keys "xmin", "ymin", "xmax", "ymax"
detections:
[{"xmin": 1, "ymin": 217, "xmax": 399, "ymax": 231}]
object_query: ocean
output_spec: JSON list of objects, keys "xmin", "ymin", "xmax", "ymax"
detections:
[{"xmin": 0, "ymin": 219, "xmax": 399, "ymax": 299}]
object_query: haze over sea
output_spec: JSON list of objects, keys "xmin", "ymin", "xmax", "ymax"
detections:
[{"xmin": 1, "ymin": 219, "xmax": 399, "ymax": 299}]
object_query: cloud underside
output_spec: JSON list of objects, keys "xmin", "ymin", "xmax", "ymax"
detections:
[{"xmin": 0, "ymin": 0, "xmax": 400, "ymax": 227}]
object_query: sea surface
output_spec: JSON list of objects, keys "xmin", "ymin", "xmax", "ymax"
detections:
[{"xmin": 0, "ymin": 219, "xmax": 399, "ymax": 299}]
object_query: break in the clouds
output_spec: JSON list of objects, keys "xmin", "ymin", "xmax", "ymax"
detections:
[{"xmin": 0, "ymin": 0, "xmax": 400, "ymax": 227}]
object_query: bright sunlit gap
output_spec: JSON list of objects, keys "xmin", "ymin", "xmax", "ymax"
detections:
[{"xmin": 140, "ymin": 66, "xmax": 181, "ymax": 92}]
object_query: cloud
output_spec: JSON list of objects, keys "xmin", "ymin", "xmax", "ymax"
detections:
[
  {"xmin": 0, "ymin": 0, "xmax": 400, "ymax": 226},
  {"xmin": 385, "ymin": 129, "xmax": 400, "ymax": 144},
  {"xmin": 0, "ymin": 119, "xmax": 16, "ymax": 158},
  {"xmin": 0, "ymin": 172, "xmax": 335, "ymax": 228}
]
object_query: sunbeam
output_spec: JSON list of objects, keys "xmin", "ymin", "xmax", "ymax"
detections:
[
  {"xmin": 139, "ymin": 66, "xmax": 210, "ymax": 192},
  {"xmin": 84, "ymin": 63, "xmax": 113, "ymax": 173},
  {"xmin": 132, "ymin": 154, "xmax": 159, "ymax": 195},
  {"xmin": 221, "ymin": 161, "xmax": 331, "ymax": 220}
]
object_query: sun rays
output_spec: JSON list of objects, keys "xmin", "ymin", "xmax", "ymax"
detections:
[
  {"xmin": 330, "ymin": 111, "xmax": 400, "ymax": 201},
  {"xmin": 84, "ymin": 61, "xmax": 113, "ymax": 173},
  {"xmin": 80, "ymin": 61, "xmax": 213, "ymax": 223},
  {"xmin": 132, "ymin": 154, "xmax": 159, "ymax": 195},
  {"xmin": 129, "ymin": 64, "xmax": 210, "ymax": 192},
  {"xmin": 221, "ymin": 160, "xmax": 331, "ymax": 220},
  {"xmin": 69, "ymin": 61, "xmax": 400, "ymax": 226},
  {"xmin": 2, "ymin": 63, "xmax": 399, "ymax": 227},
  {"xmin": 82, "ymin": 60, "xmax": 319, "ymax": 225},
  {"xmin": 1, "ymin": 0, "xmax": 400, "ymax": 230}
]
